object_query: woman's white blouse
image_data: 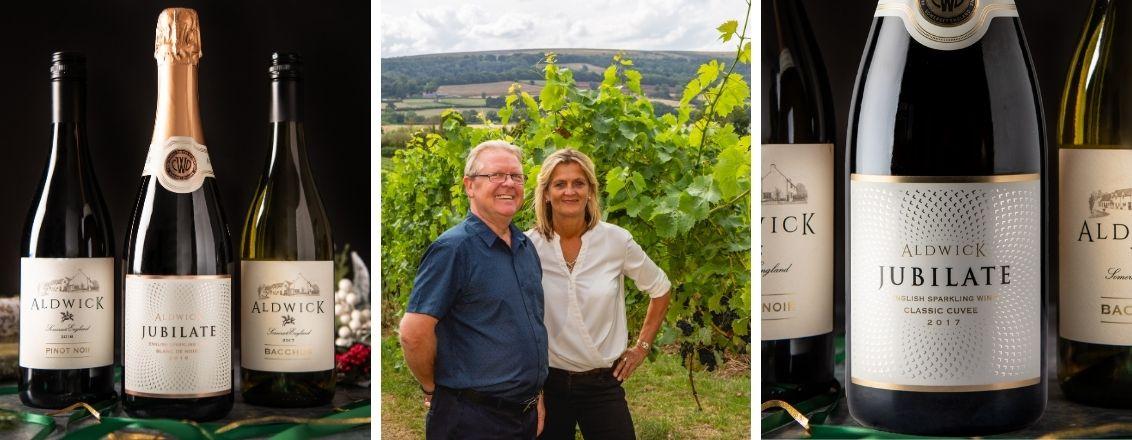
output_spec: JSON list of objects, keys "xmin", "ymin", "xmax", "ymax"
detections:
[{"xmin": 526, "ymin": 222, "xmax": 671, "ymax": 372}]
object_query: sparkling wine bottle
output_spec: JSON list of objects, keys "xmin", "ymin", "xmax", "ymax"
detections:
[
  {"xmin": 121, "ymin": 8, "xmax": 234, "ymax": 421},
  {"xmin": 846, "ymin": 0, "xmax": 1046, "ymax": 434}
]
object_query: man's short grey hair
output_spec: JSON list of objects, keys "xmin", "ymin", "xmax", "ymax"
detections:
[{"xmin": 464, "ymin": 140, "xmax": 524, "ymax": 177}]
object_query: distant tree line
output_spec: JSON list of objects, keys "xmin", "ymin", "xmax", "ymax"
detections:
[{"xmin": 380, "ymin": 51, "xmax": 749, "ymax": 99}]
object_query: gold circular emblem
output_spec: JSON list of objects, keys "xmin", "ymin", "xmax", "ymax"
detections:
[
  {"xmin": 164, "ymin": 149, "xmax": 197, "ymax": 180},
  {"xmin": 919, "ymin": 0, "xmax": 977, "ymax": 27}
]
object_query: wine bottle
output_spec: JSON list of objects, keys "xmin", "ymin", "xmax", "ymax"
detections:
[
  {"xmin": 1058, "ymin": 0, "xmax": 1132, "ymax": 408},
  {"xmin": 760, "ymin": 0, "xmax": 838, "ymax": 404},
  {"xmin": 122, "ymin": 8, "xmax": 234, "ymax": 421},
  {"xmin": 19, "ymin": 52, "xmax": 116, "ymax": 409},
  {"xmin": 240, "ymin": 52, "xmax": 335, "ymax": 407},
  {"xmin": 846, "ymin": 0, "xmax": 1045, "ymax": 435}
]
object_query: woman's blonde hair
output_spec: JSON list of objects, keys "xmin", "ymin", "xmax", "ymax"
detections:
[{"xmin": 533, "ymin": 148, "xmax": 601, "ymax": 239}]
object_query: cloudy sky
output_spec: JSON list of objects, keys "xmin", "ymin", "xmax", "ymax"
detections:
[{"xmin": 380, "ymin": 0, "xmax": 750, "ymax": 58}]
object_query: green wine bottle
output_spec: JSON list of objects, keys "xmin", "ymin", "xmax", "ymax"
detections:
[
  {"xmin": 1059, "ymin": 0, "xmax": 1132, "ymax": 408},
  {"xmin": 240, "ymin": 52, "xmax": 336, "ymax": 407}
]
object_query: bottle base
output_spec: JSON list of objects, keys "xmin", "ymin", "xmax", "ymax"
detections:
[
  {"xmin": 122, "ymin": 392, "xmax": 233, "ymax": 421},
  {"xmin": 19, "ymin": 366, "xmax": 117, "ymax": 409},
  {"xmin": 1059, "ymin": 338, "xmax": 1132, "ymax": 408},
  {"xmin": 240, "ymin": 368, "xmax": 335, "ymax": 408},
  {"xmin": 847, "ymin": 382, "xmax": 1045, "ymax": 436}
]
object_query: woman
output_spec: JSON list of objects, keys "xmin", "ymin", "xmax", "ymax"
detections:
[{"xmin": 527, "ymin": 148, "xmax": 671, "ymax": 439}]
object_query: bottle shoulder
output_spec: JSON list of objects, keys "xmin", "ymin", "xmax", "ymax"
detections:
[{"xmin": 849, "ymin": 17, "xmax": 1043, "ymax": 176}]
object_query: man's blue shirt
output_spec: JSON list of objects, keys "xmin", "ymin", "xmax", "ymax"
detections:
[{"xmin": 406, "ymin": 213, "xmax": 548, "ymax": 402}]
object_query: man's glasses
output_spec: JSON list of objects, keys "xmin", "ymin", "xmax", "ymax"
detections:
[{"xmin": 470, "ymin": 173, "xmax": 526, "ymax": 184}]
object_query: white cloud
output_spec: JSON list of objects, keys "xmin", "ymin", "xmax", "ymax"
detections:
[{"xmin": 380, "ymin": 0, "xmax": 748, "ymax": 57}]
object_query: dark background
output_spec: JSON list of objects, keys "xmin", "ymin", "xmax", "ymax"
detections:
[
  {"xmin": 782, "ymin": 0, "xmax": 1089, "ymax": 330},
  {"xmin": 0, "ymin": 0, "xmax": 371, "ymax": 293}
]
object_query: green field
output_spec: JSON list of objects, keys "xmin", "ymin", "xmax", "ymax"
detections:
[
  {"xmin": 389, "ymin": 97, "xmax": 489, "ymax": 110},
  {"xmin": 408, "ymin": 107, "xmax": 499, "ymax": 117},
  {"xmin": 380, "ymin": 335, "xmax": 751, "ymax": 439}
]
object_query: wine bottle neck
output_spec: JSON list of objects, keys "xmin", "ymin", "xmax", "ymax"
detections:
[
  {"xmin": 270, "ymin": 120, "xmax": 310, "ymax": 172},
  {"xmin": 271, "ymin": 78, "xmax": 303, "ymax": 123},
  {"xmin": 52, "ymin": 78, "xmax": 85, "ymax": 124},
  {"xmin": 152, "ymin": 62, "xmax": 204, "ymax": 145}
]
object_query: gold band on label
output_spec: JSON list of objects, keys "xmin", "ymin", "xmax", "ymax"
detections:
[
  {"xmin": 851, "ymin": 376, "xmax": 1040, "ymax": 392},
  {"xmin": 850, "ymin": 173, "xmax": 1039, "ymax": 183},
  {"xmin": 126, "ymin": 274, "xmax": 232, "ymax": 280},
  {"xmin": 125, "ymin": 389, "xmax": 230, "ymax": 399}
]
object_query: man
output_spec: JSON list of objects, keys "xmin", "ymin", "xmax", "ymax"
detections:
[{"xmin": 400, "ymin": 140, "xmax": 548, "ymax": 439}]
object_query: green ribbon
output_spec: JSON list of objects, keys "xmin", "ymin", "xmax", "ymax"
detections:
[
  {"xmin": 58, "ymin": 400, "xmax": 370, "ymax": 440},
  {"xmin": 21, "ymin": 411, "xmax": 56, "ymax": 440},
  {"xmin": 266, "ymin": 403, "xmax": 371, "ymax": 439},
  {"xmin": 808, "ymin": 425, "xmax": 956, "ymax": 439}
]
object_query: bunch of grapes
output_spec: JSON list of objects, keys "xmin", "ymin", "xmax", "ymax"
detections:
[{"xmin": 333, "ymin": 278, "xmax": 371, "ymax": 347}]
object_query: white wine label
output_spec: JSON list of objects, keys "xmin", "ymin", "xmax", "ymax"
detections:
[
  {"xmin": 1059, "ymin": 148, "xmax": 1132, "ymax": 346},
  {"xmin": 19, "ymin": 258, "xmax": 113, "ymax": 369},
  {"xmin": 875, "ymin": 0, "xmax": 1018, "ymax": 51},
  {"xmin": 761, "ymin": 143, "xmax": 833, "ymax": 340},
  {"xmin": 850, "ymin": 174, "xmax": 1041, "ymax": 391},
  {"xmin": 142, "ymin": 136, "xmax": 215, "ymax": 194},
  {"xmin": 241, "ymin": 260, "xmax": 334, "ymax": 372},
  {"xmin": 124, "ymin": 275, "xmax": 231, "ymax": 398}
]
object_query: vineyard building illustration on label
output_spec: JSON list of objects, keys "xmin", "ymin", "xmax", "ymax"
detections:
[
  {"xmin": 1090, "ymin": 188, "xmax": 1132, "ymax": 216},
  {"xmin": 39, "ymin": 270, "xmax": 100, "ymax": 294},
  {"xmin": 257, "ymin": 273, "xmax": 321, "ymax": 299},
  {"xmin": 762, "ymin": 164, "xmax": 808, "ymax": 204}
]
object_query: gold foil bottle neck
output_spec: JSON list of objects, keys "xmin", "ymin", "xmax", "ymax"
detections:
[{"xmin": 154, "ymin": 8, "xmax": 201, "ymax": 65}]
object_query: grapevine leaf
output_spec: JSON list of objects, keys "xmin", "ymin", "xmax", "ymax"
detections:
[
  {"xmin": 606, "ymin": 166, "xmax": 627, "ymax": 199},
  {"xmin": 695, "ymin": 326, "xmax": 713, "ymax": 345},
  {"xmin": 498, "ymin": 106, "xmax": 513, "ymax": 126},
  {"xmin": 712, "ymin": 74, "xmax": 750, "ymax": 117},
  {"xmin": 630, "ymin": 171, "xmax": 647, "ymax": 191},
  {"xmin": 680, "ymin": 60, "xmax": 721, "ymax": 106},
  {"xmin": 520, "ymin": 91, "xmax": 540, "ymax": 121},
  {"xmin": 625, "ymin": 69, "xmax": 643, "ymax": 95},
  {"xmin": 713, "ymin": 137, "xmax": 750, "ymax": 200},
  {"xmin": 707, "ymin": 291, "xmax": 722, "ymax": 311},
  {"xmin": 653, "ymin": 214, "xmax": 678, "ymax": 239},
  {"xmin": 619, "ymin": 124, "xmax": 639, "ymax": 141},
  {"xmin": 739, "ymin": 41, "xmax": 751, "ymax": 64},
  {"xmin": 732, "ymin": 317, "xmax": 749, "ymax": 337},
  {"xmin": 717, "ymin": 20, "xmax": 738, "ymax": 42},
  {"xmin": 687, "ymin": 175, "xmax": 721, "ymax": 205},
  {"xmin": 594, "ymin": 116, "xmax": 615, "ymax": 134},
  {"xmin": 603, "ymin": 64, "xmax": 619, "ymax": 88},
  {"xmin": 540, "ymin": 79, "xmax": 566, "ymax": 112},
  {"xmin": 625, "ymin": 196, "xmax": 647, "ymax": 218},
  {"xmin": 678, "ymin": 192, "xmax": 710, "ymax": 223}
]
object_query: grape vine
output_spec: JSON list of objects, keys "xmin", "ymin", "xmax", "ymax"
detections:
[{"xmin": 382, "ymin": 5, "xmax": 751, "ymax": 396}]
